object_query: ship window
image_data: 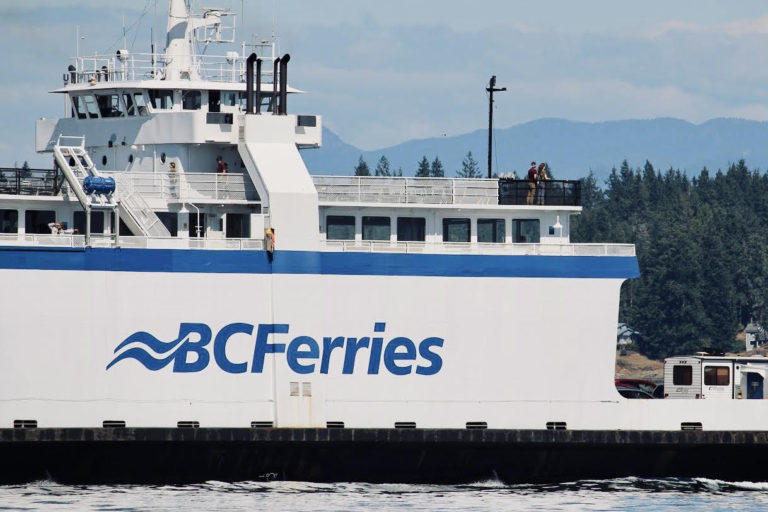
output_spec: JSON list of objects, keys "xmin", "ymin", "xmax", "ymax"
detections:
[
  {"xmin": 149, "ymin": 89, "xmax": 173, "ymax": 110},
  {"xmin": 208, "ymin": 90, "xmax": 221, "ymax": 113},
  {"xmin": 134, "ymin": 92, "xmax": 148, "ymax": 116},
  {"xmin": 96, "ymin": 93, "xmax": 124, "ymax": 118},
  {"xmin": 443, "ymin": 218, "xmax": 470, "ymax": 243},
  {"xmin": 73, "ymin": 211, "xmax": 105, "ymax": 235},
  {"xmin": 82, "ymin": 95, "xmax": 100, "ymax": 119},
  {"xmin": 71, "ymin": 95, "xmax": 88, "ymax": 119},
  {"xmin": 672, "ymin": 365, "xmax": 693, "ymax": 386},
  {"xmin": 704, "ymin": 366, "xmax": 730, "ymax": 386},
  {"xmin": 478, "ymin": 218, "xmax": 505, "ymax": 243},
  {"xmin": 156, "ymin": 212, "xmax": 179, "ymax": 237},
  {"xmin": 0, "ymin": 209, "xmax": 18, "ymax": 233},
  {"xmin": 123, "ymin": 93, "xmax": 135, "ymax": 116},
  {"xmin": 362, "ymin": 216, "xmax": 390, "ymax": 241},
  {"xmin": 182, "ymin": 90, "xmax": 202, "ymax": 110},
  {"xmin": 513, "ymin": 219, "xmax": 540, "ymax": 243},
  {"xmin": 260, "ymin": 95, "xmax": 275, "ymax": 113},
  {"xmin": 24, "ymin": 210, "xmax": 56, "ymax": 234},
  {"xmin": 326, "ymin": 215, "xmax": 355, "ymax": 240},
  {"xmin": 397, "ymin": 217, "xmax": 426, "ymax": 242}
]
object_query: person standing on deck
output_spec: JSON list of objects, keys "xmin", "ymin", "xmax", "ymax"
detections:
[
  {"xmin": 536, "ymin": 163, "xmax": 549, "ymax": 205},
  {"xmin": 526, "ymin": 162, "xmax": 537, "ymax": 205}
]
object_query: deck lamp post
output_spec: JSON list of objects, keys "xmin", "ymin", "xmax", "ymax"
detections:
[{"xmin": 486, "ymin": 75, "xmax": 506, "ymax": 179}]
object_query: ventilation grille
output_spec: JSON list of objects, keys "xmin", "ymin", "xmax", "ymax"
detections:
[
  {"xmin": 103, "ymin": 420, "xmax": 126, "ymax": 428},
  {"xmin": 681, "ymin": 422, "xmax": 703, "ymax": 431},
  {"xmin": 466, "ymin": 421, "xmax": 488, "ymax": 430},
  {"xmin": 326, "ymin": 421, "xmax": 345, "ymax": 429},
  {"xmin": 251, "ymin": 421, "xmax": 274, "ymax": 428},
  {"xmin": 395, "ymin": 421, "xmax": 417, "ymax": 429},
  {"xmin": 546, "ymin": 421, "xmax": 567, "ymax": 430},
  {"xmin": 177, "ymin": 421, "xmax": 200, "ymax": 428},
  {"xmin": 13, "ymin": 420, "xmax": 37, "ymax": 429}
]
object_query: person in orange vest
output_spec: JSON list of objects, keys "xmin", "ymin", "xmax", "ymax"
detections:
[{"xmin": 265, "ymin": 227, "xmax": 275, "ymax": 256}]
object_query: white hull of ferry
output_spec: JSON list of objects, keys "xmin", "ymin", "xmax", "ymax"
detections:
[{"xmin": 1, "ymin": 249, "xmax": 766, "ymax": 432}]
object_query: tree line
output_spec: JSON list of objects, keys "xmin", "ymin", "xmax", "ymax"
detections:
[
  {"xmin": 572, "ymin": 159, "xmax": 768, "ymax": 359},
  {"xmin": 354, "ymin": 152, "xmax": 483, "ymax": 178}
]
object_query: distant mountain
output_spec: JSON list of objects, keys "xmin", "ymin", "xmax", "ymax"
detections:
[{"xmin": 301, "ymin": 118, "xmax": 768, "ymax": 183}]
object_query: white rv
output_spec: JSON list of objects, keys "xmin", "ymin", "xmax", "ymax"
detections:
[{"xmin": 664, "ymin": 356, "xmax": 768, "ymax": 399}]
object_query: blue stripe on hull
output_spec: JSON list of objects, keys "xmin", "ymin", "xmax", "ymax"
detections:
[{"xmin": 0, "ymin": 246, "xmax": 639, "ymax": 279}]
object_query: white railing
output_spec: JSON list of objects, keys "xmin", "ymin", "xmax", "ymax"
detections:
[
  {"xmin": 0, "ymin": 233, "xmax": 634, "ymax": 257},
  {"xmin": 72, "ymin": 50, "xmax": 277, "ymax": 85},
  {"xmin": 0, "ymin": 233, "xmax": 264, "ymax": 251},
  {"xmin": 320, "ymin": 240, "xmax": 636, "ymax": 257},
  {"xmin": 312, "ymin": 176, "xmax": 499, "ymax": 205},
  {"xmin": 101, "ymin": 172, "xmax": 258, "ymax": 203}
]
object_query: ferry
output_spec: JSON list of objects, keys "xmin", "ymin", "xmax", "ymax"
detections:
[{"xmin": 2, "ymin": 1, "xmax": 768, "ymax": 484}]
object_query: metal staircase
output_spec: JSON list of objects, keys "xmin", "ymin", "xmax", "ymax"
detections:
[{"xmin": 52, "ymin": 136, "xmax": 170, "ymax": 239}]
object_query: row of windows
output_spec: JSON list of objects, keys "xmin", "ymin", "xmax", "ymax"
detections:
[
  {"xmin": 326, "ymin": 216, "xmax": 540, "ymax": 243},
  {"xmin": 71, "ymin": 89, "xmax": 277, "ymax": 120},
  {"xmin": 672, "ymin": 365, "xmax": 730, "ymax": 386},
  {"xmin": 0, "ymin": 209, "xmax": 250, "ymax": 239}
]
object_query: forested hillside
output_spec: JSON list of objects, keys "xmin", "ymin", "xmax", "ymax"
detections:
[{"xmin": 572, "ymin": 159, "xmax": 768, "ymax": 359}]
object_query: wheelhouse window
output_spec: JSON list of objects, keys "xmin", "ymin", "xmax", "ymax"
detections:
[
  {"xmin": 704, "ymin": 366, "xmax": 730, "ymax": 386},
  {"xmin": 362, "ymin": 216, "xmax": 391, "ymax": 241},
  {"xmin": 326, "ymin": 215, "xmax": 355, "ymax": 240},
  {"xmin": 513, "ymin": 219, "xmax": 540, "ymax": 243},
  {"xmin": 96, "ymin": 93, "xmax": 124, "ymax": 118},
  {"xmin": 149, "ymin": 89, "xmax": 174, "ymax": 110},
  {"xmin": 134, "ymin": 92, "xmax": 148, "ymax": 115},
  {"xmin": 123, "ymin": 93, "xmax": 135, "ymax": 116},
  {"xmin": 442, "ymin": 218, "xmax": 470, "ymax": 242},
  {"xmin": 72, "ymin": 94, "xmax": 99, "ymax": 119},
  {"xmin": 182, "ymin": 90, "xmax": 202, "ymax": 110},
  {"xmin": 0, "ymin": 209, "xmax": 18, "ymax": 233},
  {"xmin": 397, "ymin": 217, "xmax": 426, "ymax": 242},
  {"xmin": 672, "ymin": 365, "xmax": 693, "ymax": 386},
  {"xmin": 71, "ymin": 95, "xmax": 88, "ymax": 119},
  {"xmin": 478, "ymin": 218, "xmax": 505, "ymax": 243}
]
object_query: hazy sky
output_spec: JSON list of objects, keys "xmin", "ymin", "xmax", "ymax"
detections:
[{"xmin": 3, "ymin": 0, "xmax": 768, "ymax": 167}]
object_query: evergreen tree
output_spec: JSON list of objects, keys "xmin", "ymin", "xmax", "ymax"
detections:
[
  {"xmin": 394, "ymin": 167, "xmax": 404, "ymax": 177},
  {"xmin": 456, "ymin": 151, "xmax": 481, "ymax": 178},
  {"xmin": 415, "ymin": 156, "xmax": 431, "ymax": 177},
  {"xmin": 375, "ymin": 156, "xmax": 391, "ymax": 176},
  {"xmin": 354, "ymin": 155, "xmax": 370, "ymax": 176},
  {"xmin": 430, "ymin": 156, "xmax": 445, "ymax": 177}
]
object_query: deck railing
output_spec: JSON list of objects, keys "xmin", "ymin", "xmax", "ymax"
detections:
[
  {"xmin": 312, "ymin": 176, "xmax": 582, "ymax": 207},
  {"xmin": 0, "ymin": 168, "xmax": 60, "ymax": 196}
]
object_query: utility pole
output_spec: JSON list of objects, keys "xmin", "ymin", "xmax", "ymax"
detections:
[{"xmin": 486, "ymin": 75, "xmax": 506, "ymax": 178}]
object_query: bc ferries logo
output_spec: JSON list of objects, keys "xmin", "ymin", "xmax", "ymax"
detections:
[{"xmin": 106, "ymin": 322, "xmax": 444, "ymax": 376}]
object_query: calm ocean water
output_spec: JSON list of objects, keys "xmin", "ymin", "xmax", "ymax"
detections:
[{"xmin": 1, "ymin": 478, "xmax": 767, "ymax": 511}]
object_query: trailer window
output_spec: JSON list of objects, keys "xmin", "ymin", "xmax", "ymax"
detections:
[
  {"xmin": 672, "ymin": 365, "xmax": 692, "ymax": 385},
  {"xmin": 704, "ymin": 366, "xmax": 730, "ymax": 386}
]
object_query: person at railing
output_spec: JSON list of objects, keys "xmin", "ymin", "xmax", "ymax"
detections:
[
  {"xmin": 526, "ymin": 162, "xmax": 537, "ymax": 205},
  {"xmin": 216, "ymin": 155, "xmax": 225, "ymax": 174},
  {"xmin": 48, "ymin": 222, "xmax": 63, "ymax": 234},
  {"xmin": 537, "ymin": 163, "xmax": 550, "ymax": 205}
]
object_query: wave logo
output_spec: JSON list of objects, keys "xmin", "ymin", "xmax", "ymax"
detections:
[
  {"xmin": 107, "ymin": 322, "xmax": 444, "ymax": 375},
  {"xmin": 106, "ymin": 323, "xmax": 213, "ymax": 372}
]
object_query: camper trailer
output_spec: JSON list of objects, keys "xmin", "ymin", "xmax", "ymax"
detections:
[{"xmin": 664, "ymin": 356, "xmax": 768, "ymax": 399}]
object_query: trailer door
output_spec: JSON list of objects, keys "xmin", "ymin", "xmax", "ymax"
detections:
[{"xmin": 702, "ymin": 362, "xmax": 732, "ymax": 399}]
